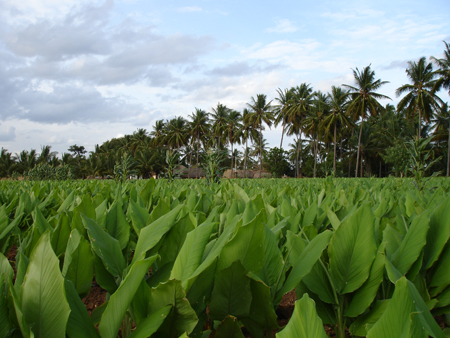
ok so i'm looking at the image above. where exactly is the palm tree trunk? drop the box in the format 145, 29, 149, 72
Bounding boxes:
196, 133, 200, 179
447, 124, 450, 177
333, 123, 337, 173
355, 120, 364, 178
280, 119, 285, 149
259, 123, 262, 178
418, 108, 422, 139
314, 135, 317, 178
299, 128, 303, 177
244, 137, 248, 178
230, 133, 234, 178
296, 136, 300, 177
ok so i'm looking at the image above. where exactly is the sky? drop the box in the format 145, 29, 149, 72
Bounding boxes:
0, 0, 449, 156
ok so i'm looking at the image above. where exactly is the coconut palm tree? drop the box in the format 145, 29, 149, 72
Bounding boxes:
189, 108, 210, 171
166, 116, 188, 152
344, 65, 390, 177
396, 57, 442, 139
225, 110, 243, 174
274, 88, 295, 149
322, 86, 352, 172
304, 92, 329, 177
431, 103, 450, 176
150, 120, 166, 147
210, 103, 230, 148
431, 41, 450, 96
287, 83, 314, 177
241, 108, 260, 178
246, 94, 274, 177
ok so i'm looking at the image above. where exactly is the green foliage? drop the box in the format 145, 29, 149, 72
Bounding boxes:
0, 178, 450, 337
264, 147, 293, 177
164, 149, 180, 181
203, 147, 226, 184
114, 152, 137, 182
407, 136, 442, 190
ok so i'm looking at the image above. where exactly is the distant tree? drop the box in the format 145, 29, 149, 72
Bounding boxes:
432, 41, 450, 96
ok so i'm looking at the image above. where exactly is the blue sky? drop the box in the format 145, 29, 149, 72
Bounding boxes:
0, 0, 449, 155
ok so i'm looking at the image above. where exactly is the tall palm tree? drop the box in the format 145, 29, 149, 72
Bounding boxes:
431, 41, 450, 96
225, 110, 243, 174
287, 83, 314, 177
431, 103, 450, 176
396, 57, 442, 139
188, 108, 210, 171
274, 88, 295, 149
323, 86, 352, 172
241, 108, 260, 178
166, 117, 188, 153
344, 65, 390, 177
210, 103, 230, 148
150, 120, 166, 147
304, 92, 329, 177
130, 128, 149, 156
246, 94, 274, 177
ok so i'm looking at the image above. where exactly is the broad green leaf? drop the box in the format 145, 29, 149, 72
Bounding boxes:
215, 316, 245, 338
329, 202, 376, 294
257, 225, 284, 293
98, 255, 157, 338
345, 242, 386, 317
349, 300, 390, 336
147, 279, 199, 338
430, 241, 450, 290
0, 274, 11, 338
275, 230, 332, 303
158, 212, 196, 267
321, 203, 341, 230
82, 214, 126, 278
50, 212, 71, 257
276, 294, 327, 338
209, 261, 252, 320
31, 207, 52, 234
9, 278, 33, 338
0, 207, 23, 240
0, 252, 13, 278
62, 229, 94, 297
366, 277, 445, 338
240, 277, 279, 337
217, 211, 265, 274
56, 190, 75, 213
74, 195, 96, 221
65, 280, 100, 338
423, 195, 450, 269
92, 254, 117, 294
128, 199, 150, 235
128, 305, 172, 338
170, 222, 215, 287
105, 201, 130, 250
21, 231, 70, 338
390, 211, 429, 275
132, 204, 183, 264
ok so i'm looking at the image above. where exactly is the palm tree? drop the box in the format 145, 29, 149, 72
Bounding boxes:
287, 83, 314, 177
431, 103, 450, 176
225, 110, 243, 174
344, 65, 390, 177
166, 116, 188, 152
241, 108, 260, 178
130, 128, 149, 156
323, 86, 352, 172
246, 94, 274, 177
304, 92, 329, 177
396, 57, 442, 139
189, 108, 210, 171
210, 103, 230, 148
274, 88, 295, 149
431, 41, 450, 96
150, 120, 166, 147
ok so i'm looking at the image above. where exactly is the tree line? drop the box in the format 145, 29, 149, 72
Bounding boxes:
1, 41, 449, 180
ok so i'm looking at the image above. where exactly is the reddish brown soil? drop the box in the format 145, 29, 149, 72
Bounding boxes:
82, 282, 107, 316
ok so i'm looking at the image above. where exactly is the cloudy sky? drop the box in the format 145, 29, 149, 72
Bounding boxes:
1, 0, 449, 156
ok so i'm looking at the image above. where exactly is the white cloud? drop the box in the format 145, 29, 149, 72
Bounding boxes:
266, 18, 299, 33
0, 126, 16, 141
